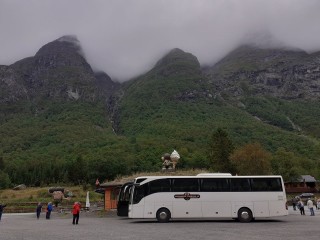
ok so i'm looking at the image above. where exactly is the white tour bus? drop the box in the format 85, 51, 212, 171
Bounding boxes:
128, 173, 288, 222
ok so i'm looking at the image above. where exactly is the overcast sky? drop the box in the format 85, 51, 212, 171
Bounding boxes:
1, 0, 320, 81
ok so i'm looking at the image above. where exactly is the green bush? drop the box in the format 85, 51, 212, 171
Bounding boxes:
0, 171, 11, 189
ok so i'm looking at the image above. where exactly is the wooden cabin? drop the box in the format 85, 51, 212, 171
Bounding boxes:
284, 175, 318, 193
95, 178, 133, 211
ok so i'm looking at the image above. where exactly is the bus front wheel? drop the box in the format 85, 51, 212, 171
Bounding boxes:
156, 208, 171, 223
237, 207, 253, 223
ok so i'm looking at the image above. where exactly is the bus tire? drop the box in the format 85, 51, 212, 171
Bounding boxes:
237, 207, 253, 223
156, 208, 171, 223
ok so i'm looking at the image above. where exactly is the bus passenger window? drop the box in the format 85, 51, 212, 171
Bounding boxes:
230, 178, 250, 191
172, 179, 199, 192
149, 179, 171, 194
251, 178, 283, 191
251, 178, 268, 191
269, 178, 282, 191
201, 178, 229, 192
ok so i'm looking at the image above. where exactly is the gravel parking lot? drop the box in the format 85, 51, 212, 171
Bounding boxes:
0, 208, 319, 240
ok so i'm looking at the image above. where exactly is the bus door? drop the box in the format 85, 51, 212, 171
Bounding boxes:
117, 182, 133, 217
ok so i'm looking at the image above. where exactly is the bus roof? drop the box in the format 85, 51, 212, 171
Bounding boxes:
196, 173, 232, 176
134, 175, 283, 180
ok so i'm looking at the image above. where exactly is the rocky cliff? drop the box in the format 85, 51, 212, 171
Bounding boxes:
204, 45, 320, 100
0, 35, 118, 103
2, 38, 320, 104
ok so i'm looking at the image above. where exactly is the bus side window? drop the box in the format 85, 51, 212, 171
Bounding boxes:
149, 179, 171, 194
230, 178, 250, 192
201, 178, 229, 192
269, 178, 283, 191
251, 178, 283, 191
251, 178, 268, 191
172, 178, 199, 192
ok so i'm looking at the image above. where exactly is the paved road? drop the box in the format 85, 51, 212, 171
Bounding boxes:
0, 208, 319, 240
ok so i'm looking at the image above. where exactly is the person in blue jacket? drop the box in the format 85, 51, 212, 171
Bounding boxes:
46, 202, 53, 219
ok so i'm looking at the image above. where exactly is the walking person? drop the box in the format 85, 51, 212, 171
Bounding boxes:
0, 203, 6, 222
307, 198, 315, 216
36, 202, 42, 219
297, 199, 305, 215
46, 202, 53, 219
72, 202, 81, 225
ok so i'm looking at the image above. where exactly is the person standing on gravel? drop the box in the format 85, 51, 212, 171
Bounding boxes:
46, 202, 53, 219
72, 202, 81, 225
36, 202, 42, 219
297, 199, 305, 215
0, 203, 6, 221
307, 198, 315, 216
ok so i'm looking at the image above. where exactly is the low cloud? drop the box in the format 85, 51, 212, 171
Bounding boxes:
1, 0, 320, 81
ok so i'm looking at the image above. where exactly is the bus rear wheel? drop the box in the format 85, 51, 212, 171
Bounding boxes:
237, 207, 253, 223
156, 208, 171, 223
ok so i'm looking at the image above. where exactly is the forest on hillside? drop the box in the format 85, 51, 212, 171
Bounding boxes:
1, 102, 319, 190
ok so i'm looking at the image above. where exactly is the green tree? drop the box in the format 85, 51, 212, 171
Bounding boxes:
0, 170, 11, 189
68, 156, 88, 185
271, 148, 300, 181
0, 156, 4, 170
230, 142, 272, 175
207, 128, 235, 173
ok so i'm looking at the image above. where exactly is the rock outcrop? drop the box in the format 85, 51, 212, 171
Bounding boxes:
1, 35, 117, 103
204, 45, 320, 100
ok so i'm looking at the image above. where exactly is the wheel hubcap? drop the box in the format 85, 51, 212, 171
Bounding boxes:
159, 211, 167, 220
241, 211, 249, 220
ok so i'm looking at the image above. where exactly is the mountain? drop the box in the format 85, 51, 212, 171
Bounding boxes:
202, 45, 320, 138
0, 36, 122, 187
0, 36, 320, 188
0, 35, 118, 103
110, 48, 210, 134
204, 45, 320, 99
0, 64, 27, 102
108, 45, 320, 179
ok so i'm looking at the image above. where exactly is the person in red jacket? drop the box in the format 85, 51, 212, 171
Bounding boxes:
72, 202, 81, 225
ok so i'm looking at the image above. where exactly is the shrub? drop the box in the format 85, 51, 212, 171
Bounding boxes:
0, 171, 11, 189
